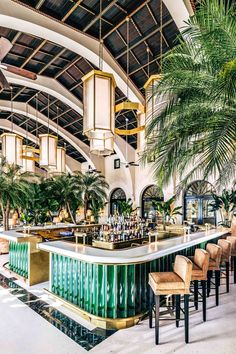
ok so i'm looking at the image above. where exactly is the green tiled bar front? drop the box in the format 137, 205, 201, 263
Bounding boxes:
50, 240, 213, 319
9, 241, 29, 278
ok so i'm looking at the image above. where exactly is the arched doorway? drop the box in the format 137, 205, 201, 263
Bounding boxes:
184, 180, 216, 225
141, 185, 164, 221
110, 188, 126, 215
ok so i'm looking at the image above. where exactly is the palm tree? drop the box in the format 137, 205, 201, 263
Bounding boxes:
74, 171, 109, 220
0, 160, 36, 230
47, 174, 82, 224
143, 0, 236, 190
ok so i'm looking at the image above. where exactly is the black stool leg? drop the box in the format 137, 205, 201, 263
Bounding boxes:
234, 256, 236, 284
172, 294, 175, 310
184, 294, 190, 344
226, 261, 230, 293
201, 280, 207, 322
155, 295, 160, 345
207, 270, 212, 297
149, 286, 153, 328
215, 270, 220, 306
175, 294, 180, 328
194, 280, 198, 310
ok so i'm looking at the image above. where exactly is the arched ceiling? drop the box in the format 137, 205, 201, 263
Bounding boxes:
0, 0, 191, 161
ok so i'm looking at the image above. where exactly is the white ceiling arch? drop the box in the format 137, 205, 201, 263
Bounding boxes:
0, 0, 143, 104
4, 71, 83, 116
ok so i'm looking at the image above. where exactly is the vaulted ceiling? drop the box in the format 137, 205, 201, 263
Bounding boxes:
0, 0, 185, 162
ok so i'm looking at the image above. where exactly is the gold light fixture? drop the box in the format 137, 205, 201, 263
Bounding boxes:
82, 0, 116, 155
39, 94, 57, 169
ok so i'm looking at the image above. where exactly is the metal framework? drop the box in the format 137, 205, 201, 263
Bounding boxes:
0, 0, 181, 159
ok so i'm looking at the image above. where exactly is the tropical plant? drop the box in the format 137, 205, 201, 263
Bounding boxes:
74, 171, 109, 219
0, 160, 36, 230
117, 198, 136, 216
20, 180, 59, 226
143, 0, 236, 190
210, 188, 236, 227
90, 198, 106, 223
46, 174, 82, 224
154, 196, 182, 231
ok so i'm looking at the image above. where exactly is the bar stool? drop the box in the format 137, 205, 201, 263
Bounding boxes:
189, 249, 209, 321
206, 243, 222, 306
149, 255, 192, 344
226, 236, 236, 283
217, 239, 231, 293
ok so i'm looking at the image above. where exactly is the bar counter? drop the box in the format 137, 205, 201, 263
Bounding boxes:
38, 228, 229, 329
0, 223, 99, 285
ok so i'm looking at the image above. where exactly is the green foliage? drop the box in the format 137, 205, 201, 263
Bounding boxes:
154, 196, 182, 231
0, 157, 109, 228
0, 159, 37, 230
117, 198, 136, 216
74, 171, 109, 219
210, 188, 236, 227
143, 0, 236, 189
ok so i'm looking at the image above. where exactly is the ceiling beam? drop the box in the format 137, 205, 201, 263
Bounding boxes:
115, 19, 173, 60
36, 0, 46, 10
103, 0, 151, 40
62, 0, 83, 22
83, 0, 118, 32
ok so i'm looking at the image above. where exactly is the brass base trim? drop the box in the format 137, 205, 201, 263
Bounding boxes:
44, 289, 146, 330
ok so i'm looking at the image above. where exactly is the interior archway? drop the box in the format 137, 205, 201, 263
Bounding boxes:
110, 188, 126, 216
184, 180, 216, 225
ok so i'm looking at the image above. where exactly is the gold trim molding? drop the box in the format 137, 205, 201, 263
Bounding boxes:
115, 101, 145, 114
115, 125, 145, 136
44, 289, 145, 330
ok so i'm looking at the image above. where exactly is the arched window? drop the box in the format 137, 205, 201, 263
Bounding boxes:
110, 188, 126, 215
184, 180, 216, 225
142, 185, 164, 220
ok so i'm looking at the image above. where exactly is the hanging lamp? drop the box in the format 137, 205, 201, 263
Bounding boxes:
22, 103, 35, 173
39, 93, 57, 169
82, 0, 116, 156
1, 87, 23, 166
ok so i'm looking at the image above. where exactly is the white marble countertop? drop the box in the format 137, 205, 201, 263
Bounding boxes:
0, 223, 77, 242
37, 229, 229, 264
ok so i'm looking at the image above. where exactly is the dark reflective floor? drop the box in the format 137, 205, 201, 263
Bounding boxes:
0, 274, 115, 351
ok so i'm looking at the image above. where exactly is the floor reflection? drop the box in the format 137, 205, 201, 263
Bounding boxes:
0, 274, 115, 351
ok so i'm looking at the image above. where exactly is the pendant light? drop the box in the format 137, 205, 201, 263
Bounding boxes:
82, 0, 116, 156
54, 106, 66, 174
1, 86, 23, 166
39, 93, 57, 169
22, 102, 35, 173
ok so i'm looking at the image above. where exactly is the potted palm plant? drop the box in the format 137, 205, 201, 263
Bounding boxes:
154, 196, 182, 231
210, 189, 236, 228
